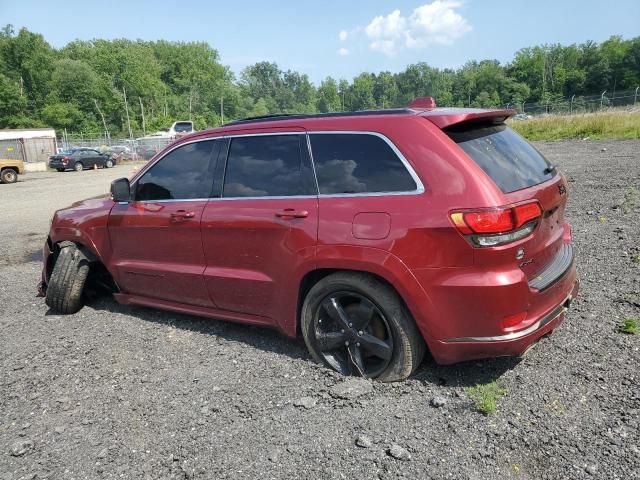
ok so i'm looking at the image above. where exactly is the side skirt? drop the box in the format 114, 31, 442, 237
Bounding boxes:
112, 293, 278, 330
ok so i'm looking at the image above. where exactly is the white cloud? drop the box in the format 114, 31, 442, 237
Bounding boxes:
345, 1, 471, 56
337, 47, 350, 56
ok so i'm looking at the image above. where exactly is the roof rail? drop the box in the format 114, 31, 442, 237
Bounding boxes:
224, 108, 416, 126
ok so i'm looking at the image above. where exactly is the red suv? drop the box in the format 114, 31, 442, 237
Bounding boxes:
39, 101, 579, 381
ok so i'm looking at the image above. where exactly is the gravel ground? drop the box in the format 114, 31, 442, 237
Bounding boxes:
1, 141, 639, 480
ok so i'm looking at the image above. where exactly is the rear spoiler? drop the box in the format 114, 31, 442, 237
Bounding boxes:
420, 108, 516, 130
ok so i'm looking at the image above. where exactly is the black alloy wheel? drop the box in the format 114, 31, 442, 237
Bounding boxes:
313, 291, 394, 378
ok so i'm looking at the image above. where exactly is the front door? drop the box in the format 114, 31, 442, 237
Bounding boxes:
108, 139, 221, 307
201, 133, 318, 327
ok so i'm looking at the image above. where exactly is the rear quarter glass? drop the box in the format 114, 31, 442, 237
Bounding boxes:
446, 124, 555, 193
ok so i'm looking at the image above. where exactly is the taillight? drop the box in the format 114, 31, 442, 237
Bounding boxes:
450, 201, 542, 247
62, 156, 70, 163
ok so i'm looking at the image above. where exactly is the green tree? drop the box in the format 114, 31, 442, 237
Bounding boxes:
316, 77, 341, 112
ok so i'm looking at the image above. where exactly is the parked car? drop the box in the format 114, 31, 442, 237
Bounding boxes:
38, 99, 579, 381
0, 158, 24, 184
104, 145, 131, 155
49, 148, 115, 172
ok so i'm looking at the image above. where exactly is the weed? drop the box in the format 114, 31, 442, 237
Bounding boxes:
544, 399, 566, 414
619, 318, 639, 335
465, 381, 507, 415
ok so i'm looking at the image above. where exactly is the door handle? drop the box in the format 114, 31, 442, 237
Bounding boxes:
275, 208, 309, 219
170, 210, 196, 222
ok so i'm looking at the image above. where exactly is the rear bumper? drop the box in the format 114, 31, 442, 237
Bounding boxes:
426, 265, 579, 364
49, 161, 67, 169
411, 236, 579, 364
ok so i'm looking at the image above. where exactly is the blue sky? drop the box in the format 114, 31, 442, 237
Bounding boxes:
2, 0, 639, 83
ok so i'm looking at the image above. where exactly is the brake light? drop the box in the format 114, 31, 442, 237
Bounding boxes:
450, 201, 542, 247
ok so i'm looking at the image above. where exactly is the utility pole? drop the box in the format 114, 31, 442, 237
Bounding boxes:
541, 52, 546, 101
220, 96, 224, 125
138, 97, 146, 136
19, 76, 23, 97
93, 99, 110, 140
189, 87, 193, 120
164, 89, 168, 117
122, 87, 133, 140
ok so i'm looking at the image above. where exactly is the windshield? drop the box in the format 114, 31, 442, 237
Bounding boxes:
174, 122, 193, 133
446, 124, 555, 193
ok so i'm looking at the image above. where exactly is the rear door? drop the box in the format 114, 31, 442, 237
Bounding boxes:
201, 132, 318, 326
88, 149, 105, 167
445, 123, 567, 281
108, 139, 221, 306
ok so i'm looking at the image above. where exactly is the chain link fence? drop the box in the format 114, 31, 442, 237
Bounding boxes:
0, 140, 25, 161
506, 88, 640, 116
58, 133, 174, 161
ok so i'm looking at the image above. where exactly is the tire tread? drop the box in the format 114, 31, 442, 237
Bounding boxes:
45, 245, 89, 314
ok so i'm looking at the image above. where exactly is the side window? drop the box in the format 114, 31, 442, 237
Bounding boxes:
135, 140, 217, 201
223, 134, 311, 198
309, 133, 417, 194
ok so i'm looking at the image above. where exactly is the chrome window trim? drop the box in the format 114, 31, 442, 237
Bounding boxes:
307, 131, 425, 198
305, 133, 321, 195
129, 130, 426, 203
126, 198, 211, 205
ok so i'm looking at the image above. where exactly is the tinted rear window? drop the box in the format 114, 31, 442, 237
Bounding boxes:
309, 133, 417, 194
447, 124, 554, 193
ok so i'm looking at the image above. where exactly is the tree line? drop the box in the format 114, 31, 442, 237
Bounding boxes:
1, 24, 638, 135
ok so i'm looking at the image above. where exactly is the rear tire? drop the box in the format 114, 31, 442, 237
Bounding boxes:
105, 159, 114, 168
301, 272, 426, 382
0, 168, 18, 184
74, 162, 83, 172
45, 244, 90, 314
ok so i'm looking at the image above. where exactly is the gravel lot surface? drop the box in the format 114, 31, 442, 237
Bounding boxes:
1, 141, 639, 480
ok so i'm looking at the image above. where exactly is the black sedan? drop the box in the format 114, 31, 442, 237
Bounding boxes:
49, 148, 115, 172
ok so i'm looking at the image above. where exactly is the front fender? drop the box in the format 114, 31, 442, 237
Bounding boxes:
43, 195, 115, 285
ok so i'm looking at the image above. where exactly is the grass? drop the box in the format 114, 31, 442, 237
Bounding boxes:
465, 381, 507, 415
619, 318, 639, 335
509, 109, 640, 141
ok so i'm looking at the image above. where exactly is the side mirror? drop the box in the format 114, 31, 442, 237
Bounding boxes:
110, 177, 131, 202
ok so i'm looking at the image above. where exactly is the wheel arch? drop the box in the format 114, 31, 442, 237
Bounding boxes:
46, 238, 119, 294
295, 245, 437, 347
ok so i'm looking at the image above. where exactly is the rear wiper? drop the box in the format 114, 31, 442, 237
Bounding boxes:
543, 164, 556, 175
